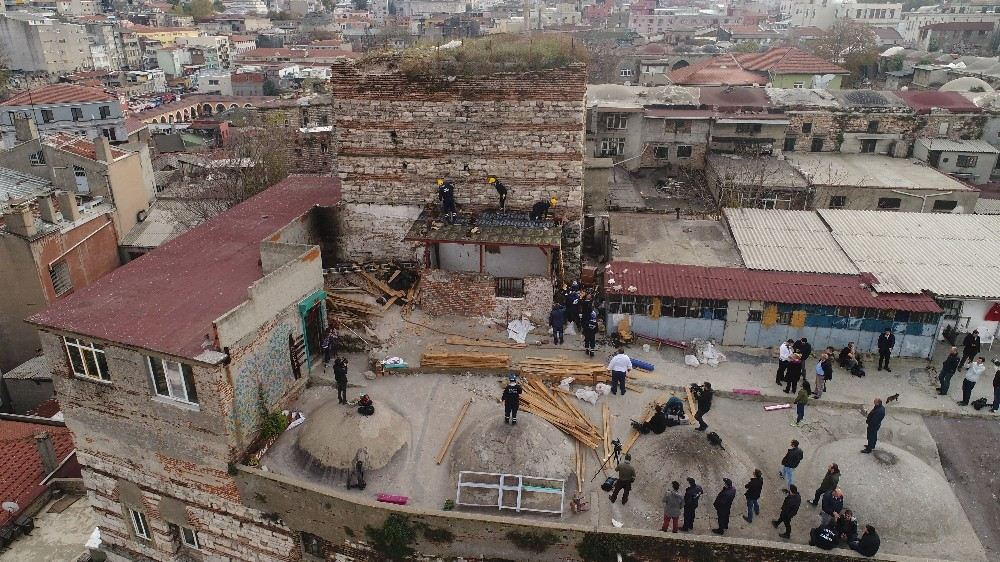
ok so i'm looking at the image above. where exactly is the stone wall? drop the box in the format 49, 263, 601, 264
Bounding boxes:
333, 203, 423, 263
419, 269, 552, 321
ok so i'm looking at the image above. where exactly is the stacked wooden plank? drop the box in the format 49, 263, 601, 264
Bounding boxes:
421, 352, 510, 369
517, 378, 602, 449
516, 357, 645, 392
446, 336, 526, 349
326, 293, 381, 326
622, 393, 671, 455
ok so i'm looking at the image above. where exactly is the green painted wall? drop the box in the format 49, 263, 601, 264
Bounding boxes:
770, 74, 845, 90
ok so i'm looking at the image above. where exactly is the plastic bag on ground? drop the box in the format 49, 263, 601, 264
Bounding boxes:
594, 383, 611, 395
575, 388, 599, 405
507, 318, 535, 344
559, 377, 575, 390
684, 354, 700, 367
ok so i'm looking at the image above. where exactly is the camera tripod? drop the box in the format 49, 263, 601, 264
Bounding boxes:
590, 438, 622, 481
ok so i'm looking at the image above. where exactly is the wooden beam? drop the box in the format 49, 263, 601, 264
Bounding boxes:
436, 398, 472, 464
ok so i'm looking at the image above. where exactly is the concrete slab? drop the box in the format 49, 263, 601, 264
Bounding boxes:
0, 495, 94, 562
610, 214, 743, 267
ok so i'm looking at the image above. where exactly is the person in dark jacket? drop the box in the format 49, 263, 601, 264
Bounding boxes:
679, 477, 703, 532
960, 330, 981, 368
784, 353, 804, 394
583, 310, 598, 357
991, 359, 1000, 413
809, 463, 840, 505
487, 176, 507, 211
772, 485, 801, 539
530, 197, 557, 221
712, 478, 737, 534
835, 509, 859, 545
694, 382, 713, 431
819, 488, 844, 526
743, 469, 763, 523
779, 440, 804, 488
861, 398, 885, 453
838, 342, 856, 368
548, 303, 566, 345
809, 521, 838, 550
333, 356, 349, 404
321, 327, 337, 368
563, 285, 580, 333
794, 338, 813, 363
877, 328, 895, 372
609, 454, 636, 504
501, 374, 522, 425
938, 347, 961, 395
437, 179, 457, 224
849, 525, 881, 557
633, 404, 668, 434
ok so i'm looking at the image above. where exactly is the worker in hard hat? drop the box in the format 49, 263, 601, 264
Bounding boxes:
530, 197, 557, 221
437, 178, 456, 224
488, 176, 508, 212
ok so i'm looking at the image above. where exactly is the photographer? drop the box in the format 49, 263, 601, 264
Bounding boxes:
608, 453, 636, 504
692, 382, 713, 431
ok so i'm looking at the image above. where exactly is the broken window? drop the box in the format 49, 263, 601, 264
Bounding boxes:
180, 526, 200, 549
128, 507, 150, 540
783, 137, 797, 152
748, 309, 763, 322
866, 120, 879, 133
605, 113, 628, 130
653, 146, 669, 159
736, 123, 762, 134
71, 107, 84, 121
495, 277, 525, 299
676, 145, 693, 158
599, 137, 625, 157
50, 261, 73, 296
828, 195, 847, 208
877, 197, 901, 210
147, 356, 199, 405
860, 139, 877, 153
64, 337, 110, 381
810, 137, 824, 152
301, 532, 329, 557
801, 122, 813, 134
29, 150, 46, 166
956, 155, 978, 168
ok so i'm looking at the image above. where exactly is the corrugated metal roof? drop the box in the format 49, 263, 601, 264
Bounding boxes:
603, 261, 941, 312
916, 138, 999, 153
975, 198, 1000, 214
404, 209, 562, 247
724, 208, 859, 274
0, 168, 53, 213
819, 209, 1000, 298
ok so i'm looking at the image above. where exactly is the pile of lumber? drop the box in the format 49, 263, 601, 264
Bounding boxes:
517, 378, 602, 449
421, 351, 510, 369
516, 357, 644, 392
326, 293, 381, 326
446, 336, 526, 349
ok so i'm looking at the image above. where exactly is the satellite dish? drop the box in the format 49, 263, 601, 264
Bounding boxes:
2, 502, 20, 513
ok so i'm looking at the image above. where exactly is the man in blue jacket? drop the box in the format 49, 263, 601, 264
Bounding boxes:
861, 397, 885, 454
548, 303, 566, 345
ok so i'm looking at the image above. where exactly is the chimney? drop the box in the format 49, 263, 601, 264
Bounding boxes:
57, 191, 81, 222
38, 193, 59, 224
34, 432, 59, 476
94, 135, 113, 163
3, 204, 37, 238
13, 115, 40, 143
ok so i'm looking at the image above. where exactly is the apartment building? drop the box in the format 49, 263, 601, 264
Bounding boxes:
0, 12, 92, 73
0, 85, 126, 149
176, 35, 232, 70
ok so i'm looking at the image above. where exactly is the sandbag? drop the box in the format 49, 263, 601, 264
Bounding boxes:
684, 354, 700, 367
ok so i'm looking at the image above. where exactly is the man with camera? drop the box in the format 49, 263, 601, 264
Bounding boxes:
692, 382, 713, 431
608, 453, 636, 504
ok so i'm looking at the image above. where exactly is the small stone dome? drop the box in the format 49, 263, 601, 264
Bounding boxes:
295, 399, 409, 473
940, 77, 994, 93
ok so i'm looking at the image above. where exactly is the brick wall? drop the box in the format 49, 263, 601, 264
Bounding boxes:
420, 269, 553, 321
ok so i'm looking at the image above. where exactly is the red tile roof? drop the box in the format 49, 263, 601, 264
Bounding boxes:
44, 133, 130, 161
896, 90, 982, 114
604, 262, 942, 312
1, 84, 116, 107
735, 47, 849, 75
669, 55, 768, 86
29, 176, 342, 360
0, 421, 74, 528
232, 72, 265, 83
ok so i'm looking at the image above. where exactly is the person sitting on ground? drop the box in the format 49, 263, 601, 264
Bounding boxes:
845, 353, 865, 377
835, 509, 859, 546
665, 396, 685, 418
633, 404, 668, 434
849, 525, 881, 557
838, 343, 856, 368
357, 394, 374, 416
809, 520, 838, 550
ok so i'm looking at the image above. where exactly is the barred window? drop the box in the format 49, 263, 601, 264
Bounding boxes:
495, 277, 525, 299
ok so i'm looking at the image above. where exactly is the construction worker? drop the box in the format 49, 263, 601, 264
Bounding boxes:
583, 309, 598, 357
488, 176, 507, 211
501, 374, 522, 425
530, 197, 557, 221
437, 179, 457, 224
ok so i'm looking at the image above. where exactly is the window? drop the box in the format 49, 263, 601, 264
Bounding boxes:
932, 199, 957, 212
783, 137, 797, 151
736, 123, 762, 134
320, 142, 328, 153
495, 278, 524, 298
99, 105, 111, 119
128, 507, 150, 540
619, 68, 634, 77
605, 113, 628, 130
860, 139, 877, 153
666, 120, 691, 133
41, 109, 54, 123
793, 81, 805, 89
748, 309, 763, 322
938, 122, 949, 136
828, 195, 847, 208
877, 197, 901, 210
956, 155, 978, 168
64, 337, 110, 381
180, 526, 200, 549
801, 122, 813, 134
676, 145, 692, 158
147, 357, 199, 404
866, 120, 879, 133
71, 107, 84, 121
102, 128, 118, 141
599, 137, 625, 157
50, 261, 73, 296
29, 150, 46, 166
810, 137, 824, 152
653, 146, 669, 159
301, 532, 330, 557
209, 79, 220, 85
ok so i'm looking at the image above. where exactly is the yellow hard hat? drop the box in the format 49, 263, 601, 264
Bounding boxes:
550, 197, 558, 206
436, 178, 444, 185
487, 176, 496, 183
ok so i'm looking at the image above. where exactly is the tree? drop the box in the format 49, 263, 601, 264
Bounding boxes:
189, 0, 215, 18
811, 20, 878, 87
262, 78, 280, 95
213, 0, 225, 11
732, 40, 761, 53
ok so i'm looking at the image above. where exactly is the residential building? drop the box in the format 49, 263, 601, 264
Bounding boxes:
231, 72, 266, 96
227, 34, 258, 54
155, 47, 191, 77
706, 153, 810, 209
900, 10, 1000, 44
116, 31, 142, 70
124, 24, 199, 47
27, 175, 341, 562
176, 35, 232, 70
783, 0, 902, 29
735, 48, 851, 90
199, 14, 271, 34
0, 85, 125, 150
0, 12, 92, 73
913, 138, 999, 185
105, 69, 168, 96
90, 45, 111, 70
82, 20, 124, 71
196, 71, 233, 95
917, 21, 998, 54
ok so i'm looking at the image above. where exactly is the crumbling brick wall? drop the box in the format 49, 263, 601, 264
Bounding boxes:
420, 269, 552, 321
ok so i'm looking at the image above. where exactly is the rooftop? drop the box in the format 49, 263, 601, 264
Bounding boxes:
698, 85, 772, 110
1, 84, 116, 107
832, 89, 908, 109
765, 87, 842, 109
785, 153, 976, 191
735, 47, 849, 76
724, 208, 859, 275
0, 168, 53, 214
896, 90, 982, 113
28, 175, 341, 361
604, 261, 940, 312
1, 355, 52, 381
0, 419, 74, 528
916, 138, 999, 153
44, 133, 130, 161
707, 154, 808, 188
403, 208, 562, 247
586, 84, 700, 109
668, 55, 768, 87
921, 21, 995, 31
